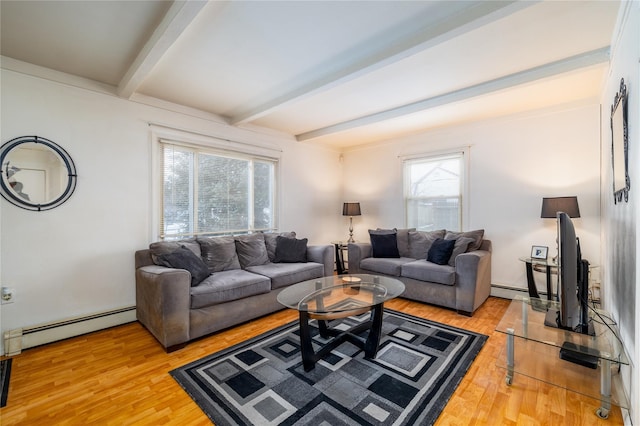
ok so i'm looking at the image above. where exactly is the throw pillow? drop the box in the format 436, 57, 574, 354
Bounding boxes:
407, 230, 446, 259
234, 234, 270, 268
157, 246, 210, 286
369, 231, 400, 258
274, 236, 308, 263
149, 238, 201, 266
444, 229, 485, 251
374, 228, 416, 257
263, 232, 297, 262
427, 238, 456, 265
446, 236, 475, 266
198, 236, 241, 272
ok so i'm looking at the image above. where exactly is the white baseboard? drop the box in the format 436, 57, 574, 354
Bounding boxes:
3, 306, 136, 356
490, 284, 530, 300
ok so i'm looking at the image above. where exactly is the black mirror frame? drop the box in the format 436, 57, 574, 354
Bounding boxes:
0, 136, 77, 211
611, 78, 630, 204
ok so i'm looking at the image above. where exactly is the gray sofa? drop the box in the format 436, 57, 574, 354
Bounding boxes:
135, 232, 333, 351
348, 229, 492, 316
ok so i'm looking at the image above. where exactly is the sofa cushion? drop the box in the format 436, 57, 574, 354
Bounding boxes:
246, 262, 324, 289
360, 257, 414, 276
369, 231, 400, 258
427, 238, 455, 265
156, 246, 210, 286
198, 236, 241, 272
446, 236, 475, 266
190, 269, 271, 309
445, 229, 485, 251
274, 236, 308, 263
407, 230, 446, 259
235, 234, 270, 268
263, 232, 296, 262
401, 260, 456, 286
149, 238, 201, 266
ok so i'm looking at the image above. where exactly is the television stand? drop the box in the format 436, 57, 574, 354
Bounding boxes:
496, 296, 628, 419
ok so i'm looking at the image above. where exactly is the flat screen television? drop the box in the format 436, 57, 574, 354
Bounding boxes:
544, 212, 592, 335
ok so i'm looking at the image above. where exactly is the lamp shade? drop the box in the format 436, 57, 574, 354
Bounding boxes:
342, 202, 361, 216
540, 196, 580, 218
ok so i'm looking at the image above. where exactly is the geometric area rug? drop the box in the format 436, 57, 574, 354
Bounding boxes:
171, 309, 488, 425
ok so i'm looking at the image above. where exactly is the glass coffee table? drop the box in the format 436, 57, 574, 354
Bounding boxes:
277, 274, 405, 371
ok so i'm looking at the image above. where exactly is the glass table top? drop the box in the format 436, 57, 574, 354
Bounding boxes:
277, 274, 405, 314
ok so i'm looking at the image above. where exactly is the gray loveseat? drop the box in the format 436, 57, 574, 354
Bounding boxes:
348, 229, 491, 316
135, 232, 333, 351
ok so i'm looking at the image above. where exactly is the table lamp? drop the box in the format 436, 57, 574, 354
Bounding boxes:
541, 196, 580, 263
342, 202, 361, 243
540, 196, 580, 218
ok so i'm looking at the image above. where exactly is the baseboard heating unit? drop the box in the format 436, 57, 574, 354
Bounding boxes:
3, 306, 136, 356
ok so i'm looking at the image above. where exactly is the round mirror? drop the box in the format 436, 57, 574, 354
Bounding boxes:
0, 136, 77, 211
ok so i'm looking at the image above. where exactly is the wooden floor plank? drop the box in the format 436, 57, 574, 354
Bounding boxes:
0, 297, 624, 425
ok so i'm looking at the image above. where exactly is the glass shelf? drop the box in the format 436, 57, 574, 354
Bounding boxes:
495, 295, 629, 418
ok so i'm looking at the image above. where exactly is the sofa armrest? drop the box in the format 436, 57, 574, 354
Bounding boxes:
135, 265, 191, 351
454, 249, 492, 315
347, 243, 372, 274
306, 245, 334, 276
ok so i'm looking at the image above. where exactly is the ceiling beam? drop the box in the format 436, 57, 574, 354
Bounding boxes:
230, 0, 538, 126
117, 1, 209, 99
296, 46, 611, 142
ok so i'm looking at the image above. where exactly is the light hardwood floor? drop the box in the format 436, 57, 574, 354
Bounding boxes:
0, 297, 624, 425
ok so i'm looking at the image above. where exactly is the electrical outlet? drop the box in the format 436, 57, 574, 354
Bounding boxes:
1, 287, 15, 304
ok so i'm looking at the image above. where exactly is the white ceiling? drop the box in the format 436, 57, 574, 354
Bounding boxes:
0, 1, 621, 149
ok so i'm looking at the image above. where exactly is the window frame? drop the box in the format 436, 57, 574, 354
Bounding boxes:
402, 147, 469, 232
150, 125, 281, 241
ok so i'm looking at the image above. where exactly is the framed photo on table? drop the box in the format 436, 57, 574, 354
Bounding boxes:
531, 245, 548, 260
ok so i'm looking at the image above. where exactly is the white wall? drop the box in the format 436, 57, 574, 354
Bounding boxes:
600, 1, 639, 424
0, 69, 342, 354
341, 103, 602, 293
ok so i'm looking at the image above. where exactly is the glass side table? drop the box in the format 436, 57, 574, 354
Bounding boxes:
331, 241, 350, 274
495, 295, 629, 419
518, 256, 557, 300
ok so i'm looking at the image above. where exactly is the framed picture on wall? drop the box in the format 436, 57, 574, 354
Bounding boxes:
531, 245, 548, 260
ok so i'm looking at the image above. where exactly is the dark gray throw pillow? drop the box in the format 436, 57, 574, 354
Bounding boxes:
263, 232, 297, 262
274, 236, 308, 263
369, 231, 400, 258
427, 238, 456, 265
235, 234, 270, 268
198, 236, 241, 272
157, 246, 210, 286
446, 236, 475, 266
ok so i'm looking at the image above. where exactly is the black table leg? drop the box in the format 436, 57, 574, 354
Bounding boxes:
525, 262, 540, 299
545, 265, 553, 300
298, 309, 316, 372
335, 244, 345, 274
364, 304, 384, 358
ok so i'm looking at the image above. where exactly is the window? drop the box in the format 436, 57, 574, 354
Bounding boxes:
160, 142, 277, 239
404, 151, 466, 231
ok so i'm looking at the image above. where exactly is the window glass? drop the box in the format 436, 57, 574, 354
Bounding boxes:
404, 152, 464, 231
161, 143, 277, 239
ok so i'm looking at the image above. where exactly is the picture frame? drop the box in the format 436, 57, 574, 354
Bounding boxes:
531, 245, 548, 260
611, 78, 630, 204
